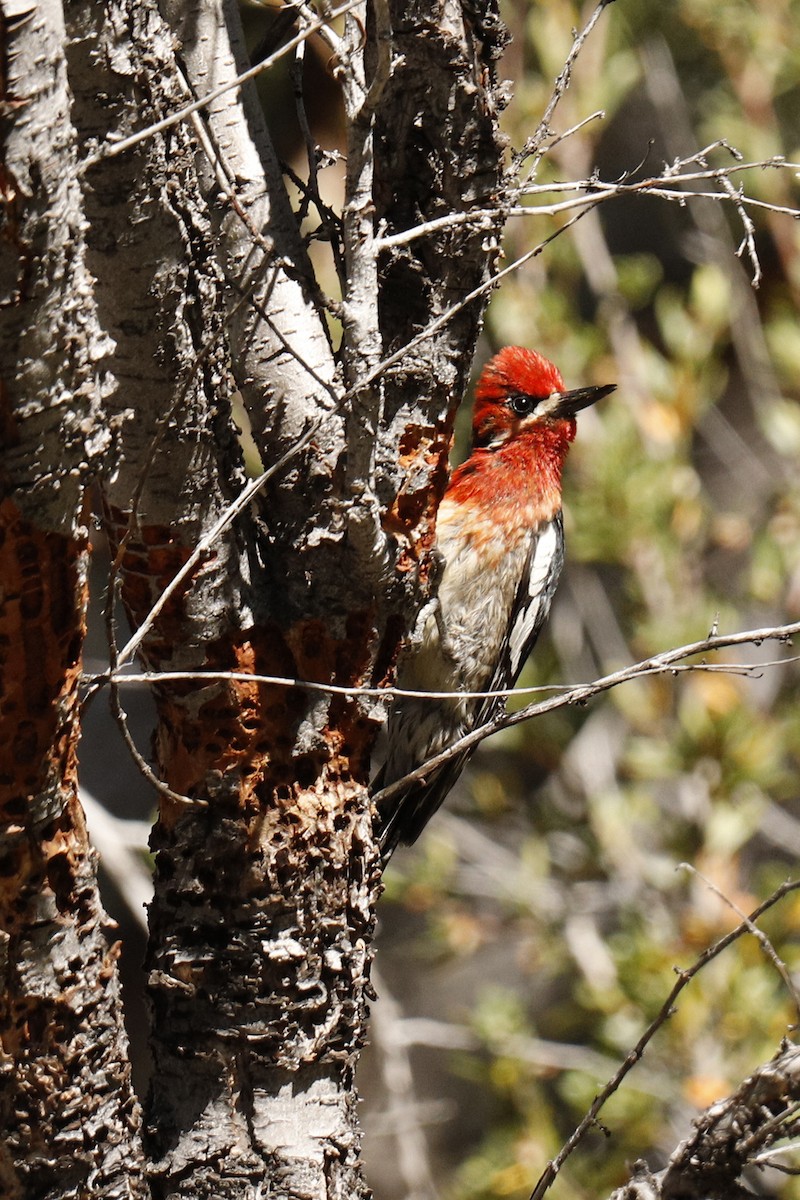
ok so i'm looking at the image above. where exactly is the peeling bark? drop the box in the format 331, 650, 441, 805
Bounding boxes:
0, 507, 144, 1200
3, 0, 508, 1193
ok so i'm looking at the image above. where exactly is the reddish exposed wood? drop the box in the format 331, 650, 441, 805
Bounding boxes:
0, 499, 86, 819
0, 497, 145, 1198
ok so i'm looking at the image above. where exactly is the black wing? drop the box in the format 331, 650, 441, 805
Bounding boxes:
476, 511, 564, 727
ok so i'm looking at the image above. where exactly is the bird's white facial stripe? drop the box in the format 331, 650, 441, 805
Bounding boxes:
533, 391, 564, 418
507, 522, 560, 674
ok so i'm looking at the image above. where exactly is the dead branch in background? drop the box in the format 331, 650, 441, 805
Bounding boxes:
531, 880, 800, 1200
605, 1043, 800, 1200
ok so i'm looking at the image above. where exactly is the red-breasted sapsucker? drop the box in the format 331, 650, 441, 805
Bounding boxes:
376, 346, 614, 854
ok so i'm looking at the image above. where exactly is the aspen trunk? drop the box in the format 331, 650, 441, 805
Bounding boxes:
0, 1, 145, 1194
2, 0, 507, 1194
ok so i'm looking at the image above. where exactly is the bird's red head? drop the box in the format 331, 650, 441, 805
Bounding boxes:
471, 346, 613, 451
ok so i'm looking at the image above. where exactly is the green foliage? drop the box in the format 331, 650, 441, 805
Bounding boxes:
378, 0, 800, 1195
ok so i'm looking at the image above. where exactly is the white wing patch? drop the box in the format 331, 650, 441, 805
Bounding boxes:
507, 520, 561, 676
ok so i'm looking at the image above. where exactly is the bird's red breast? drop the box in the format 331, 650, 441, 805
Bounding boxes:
445, 344, 578, 540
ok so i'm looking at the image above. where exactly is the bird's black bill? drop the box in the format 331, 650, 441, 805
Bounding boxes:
552, 383, 616, 418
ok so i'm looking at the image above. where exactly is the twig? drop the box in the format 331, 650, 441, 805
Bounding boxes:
91, 621, 797, 810
679, 863, 800, 1019
516, 0, 617, 176
289, 37, 345, 283
372, 620, 800, 810
86, 647, 800, 704
717, 172, 762, 285
80, 0, 361, 171
376, 156, 800, 252
291, 0, 343, 59
359, 197, 604, 398
112, 425, 322, 673
529, 880, 800, 1200
108, 681, 203, 808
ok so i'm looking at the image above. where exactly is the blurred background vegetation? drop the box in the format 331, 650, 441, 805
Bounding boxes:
366, 1, 800, 1195
85, 1, 800, 1197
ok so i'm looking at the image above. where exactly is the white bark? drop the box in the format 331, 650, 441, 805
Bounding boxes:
159, 0, 339, 450
0, 0, 112, 531
0, 3, 145, 1194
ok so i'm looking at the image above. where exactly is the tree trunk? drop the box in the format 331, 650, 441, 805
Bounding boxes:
3, 0, 508, 1193
0, 1, 145, 1194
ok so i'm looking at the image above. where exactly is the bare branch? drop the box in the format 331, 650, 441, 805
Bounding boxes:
515, 0, 617, 176
377, 155, 800, 254
110, 429, 321, 673
88, 646, 800, 704
89, 618, 798, 820
717, 172, 762, 285
80, 0, 360, 171
107, 679, 202, 807
372, 620, 800, 809
530, 880, 800, 1200
680, 864, 800, 1019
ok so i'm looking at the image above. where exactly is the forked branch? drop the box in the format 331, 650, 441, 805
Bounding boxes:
530, 880, 800, 1200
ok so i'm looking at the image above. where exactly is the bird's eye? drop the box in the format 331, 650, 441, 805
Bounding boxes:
508, 393, 538, 416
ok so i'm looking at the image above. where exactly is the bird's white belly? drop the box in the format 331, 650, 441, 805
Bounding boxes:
405, 518, 530, 696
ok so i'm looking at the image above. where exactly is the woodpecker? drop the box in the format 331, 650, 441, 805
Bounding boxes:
375, 346, 614, 855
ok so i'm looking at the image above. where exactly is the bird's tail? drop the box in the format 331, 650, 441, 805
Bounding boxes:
373, 753, 471, 860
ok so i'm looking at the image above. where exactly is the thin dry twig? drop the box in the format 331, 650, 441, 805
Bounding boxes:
89, 648, 800, 704
371, 620, 800, 810
679, 863, 800, 1019
80, 0, 361, 171
88, 621, 798, 810
515, 0, 617, 176
111, 429, 319, 673
529, 880, 800, 1200
108, 681, 202, 808
377, 155, 800, 255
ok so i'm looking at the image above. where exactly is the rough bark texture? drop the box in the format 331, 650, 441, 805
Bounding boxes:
115, 2, 507, 1196
67, 0, 240, 534
0, 511, 144, 1200
159, 0, 342, 577
3, 0, 508, 1193
372, 0, 509, 620
0, 1, 145, 1194
65, 2, 372, 1195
